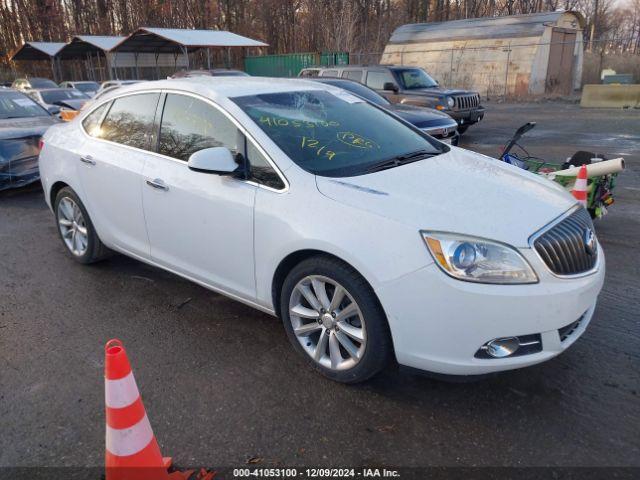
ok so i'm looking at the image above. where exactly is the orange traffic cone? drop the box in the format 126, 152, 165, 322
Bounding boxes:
105, 339, 173, 480
571, 164, 588, 207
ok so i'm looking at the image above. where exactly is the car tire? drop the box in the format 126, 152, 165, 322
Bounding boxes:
280, 256, 393, 383
457, 124, 469, 134
54, 187, 111, 264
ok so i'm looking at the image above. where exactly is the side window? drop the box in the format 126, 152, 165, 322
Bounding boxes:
321, 70, 339, 77
246, 141, 285, 190
158, 93, 239, 161
82, 103, 110, 136
99, 93, 160, 149
366, 71, 396, 90
342, 70, 363, 81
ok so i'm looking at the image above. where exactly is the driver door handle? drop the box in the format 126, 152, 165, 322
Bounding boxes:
79, 155, 96, 165
146, 178, 169, 191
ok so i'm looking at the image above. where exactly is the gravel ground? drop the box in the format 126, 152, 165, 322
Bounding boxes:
0, 102, 638, 470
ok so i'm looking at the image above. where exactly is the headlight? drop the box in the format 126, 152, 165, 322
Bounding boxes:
446, 96, 455, 108
421, 232, 538, 284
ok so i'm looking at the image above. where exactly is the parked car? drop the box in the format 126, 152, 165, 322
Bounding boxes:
11, 77, 58, 91
300, 65, 485, 133
26, 88, 90, 113
40, 78, 604, 383
310, 77, 458, 145
170, 69, 249, 78
96, 80, 143, 96
0, 89, 57, 190
60, 81, 100, 97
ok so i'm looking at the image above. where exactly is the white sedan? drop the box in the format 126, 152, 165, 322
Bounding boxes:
39, 78, 604, 383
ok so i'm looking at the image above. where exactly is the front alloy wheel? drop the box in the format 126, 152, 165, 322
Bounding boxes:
289, 275, 366, 371
281, 256, 393, 383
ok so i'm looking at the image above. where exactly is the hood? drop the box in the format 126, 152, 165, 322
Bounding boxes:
389, 104, 456, 129
0, 116, 57, 139
315, 147, 575, 247
54, 99, 87, 110
404, 87, 476, 97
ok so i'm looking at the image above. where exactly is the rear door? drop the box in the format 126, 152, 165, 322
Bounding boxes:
141, 92, 257, 298
76, 92, 160, 258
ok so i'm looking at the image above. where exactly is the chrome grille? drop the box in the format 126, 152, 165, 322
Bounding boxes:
533, 208, 598, 276
453, 94, 479, 110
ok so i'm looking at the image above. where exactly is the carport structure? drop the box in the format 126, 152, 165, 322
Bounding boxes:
57, 35, 124, 81
111, 27, 268, 75
10, 42, 67, 81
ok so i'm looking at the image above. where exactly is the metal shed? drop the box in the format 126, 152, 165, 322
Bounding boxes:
112, 27, 268, 73
10, 42, 67, 81
57, 36, 124, 81
382, 10, 585, 96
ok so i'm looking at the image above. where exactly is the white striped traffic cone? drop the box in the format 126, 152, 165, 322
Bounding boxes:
571, 164, 588, 207
104, 339, 173, 480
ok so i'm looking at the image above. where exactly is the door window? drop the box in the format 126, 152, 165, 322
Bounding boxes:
342, 70, 363, 82
321, 70, 339, 77
82, 103, 110, 136
99, 93, 160, 149
365, 71, 396, 90
246, 142, 285, 190
158, 94, 239, 162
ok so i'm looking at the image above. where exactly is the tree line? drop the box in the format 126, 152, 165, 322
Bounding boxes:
1, 0, 639, 60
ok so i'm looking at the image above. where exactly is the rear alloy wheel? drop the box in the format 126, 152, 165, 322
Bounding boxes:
57, 196, 88, 257
54, 187, 110, 264
281, 256, 393, 383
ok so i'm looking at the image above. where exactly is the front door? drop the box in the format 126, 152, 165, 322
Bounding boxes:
141, 93, 256, 299
76, 92, 160, 258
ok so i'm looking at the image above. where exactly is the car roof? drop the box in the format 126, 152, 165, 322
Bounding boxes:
107, 77, 330, 101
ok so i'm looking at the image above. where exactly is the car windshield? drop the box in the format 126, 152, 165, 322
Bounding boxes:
395, 68, 439, 89
317, 80, 389, 107
0, 91, 49, 118
232, 90, 444, 177
74, 82, 99, 93
29, 78, 58, 89
40, 89, 89, 104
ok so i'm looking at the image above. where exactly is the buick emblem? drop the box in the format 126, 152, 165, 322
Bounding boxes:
583, 228, 596, 255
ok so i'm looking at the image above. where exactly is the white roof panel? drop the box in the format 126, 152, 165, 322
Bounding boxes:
138, 27, 268, 48
75, 35, 125, 51
26, 42, 67, 57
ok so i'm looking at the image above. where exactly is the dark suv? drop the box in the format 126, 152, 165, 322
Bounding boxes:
300, 65, 485, 133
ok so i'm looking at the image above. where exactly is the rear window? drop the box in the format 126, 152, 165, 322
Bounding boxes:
40, 89, 89, 104
29, 78, 58, 89
98, 93, 160, 150
342, 70, 363, 81
0, 91, 49, 118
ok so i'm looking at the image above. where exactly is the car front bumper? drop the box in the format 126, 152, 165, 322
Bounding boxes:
375, 245, 605, 376
447, 106, 486, 125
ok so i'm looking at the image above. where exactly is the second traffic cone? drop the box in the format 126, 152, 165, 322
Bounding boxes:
571, 164, 588, 207
105, 339, 172, 480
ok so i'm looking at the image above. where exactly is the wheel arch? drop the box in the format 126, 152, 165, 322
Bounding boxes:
271, 249, 382, 319
49, 181, 70, 209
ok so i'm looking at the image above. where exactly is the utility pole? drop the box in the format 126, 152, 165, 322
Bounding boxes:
589, 0, 599, 52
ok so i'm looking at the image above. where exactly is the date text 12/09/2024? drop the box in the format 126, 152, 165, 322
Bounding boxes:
233, 468, 400, 478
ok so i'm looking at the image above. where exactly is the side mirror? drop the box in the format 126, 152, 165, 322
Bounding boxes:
46, 105, 61, 115
188, 147, 239, 175
383, 82, 398, 93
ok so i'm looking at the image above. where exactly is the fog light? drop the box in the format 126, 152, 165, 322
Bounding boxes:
486, 337, 520, 358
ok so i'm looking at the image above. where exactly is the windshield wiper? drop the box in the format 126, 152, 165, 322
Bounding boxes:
365, 149, 435, 173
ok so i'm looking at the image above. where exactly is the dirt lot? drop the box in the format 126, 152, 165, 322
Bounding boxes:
1, 102, 639, 471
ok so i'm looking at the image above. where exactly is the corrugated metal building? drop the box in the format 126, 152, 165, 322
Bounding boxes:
381, 11, 585, 96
